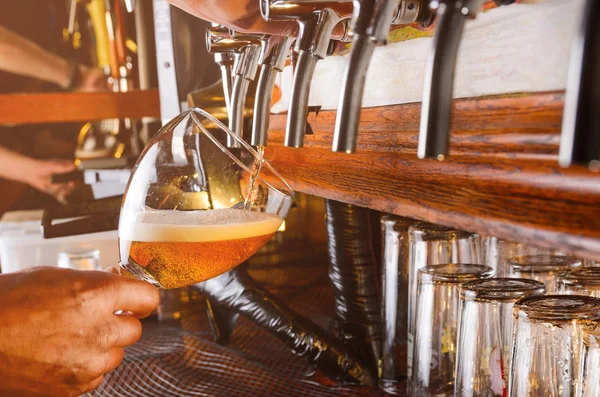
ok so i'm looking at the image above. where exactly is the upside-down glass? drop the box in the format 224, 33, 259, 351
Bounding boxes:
454, 278, 546, 397
410, 264, 494, 397
483, 237, 561, 277
118, 108, 293, 288
508, 255, 582, 293
380, 215, 414, 394
509, 295, 600, 397
556, 268, 600, 297
407, 224, 481, 379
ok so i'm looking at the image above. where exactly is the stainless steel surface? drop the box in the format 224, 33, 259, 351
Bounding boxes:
417, 0, 485, 160
153, 0, 182, 124
214, 52, 235, 113
332, 33, 374, 153
285, 50, 319, 148
252, 35, 294, 147
207, 27, 264, 147
262, 0, 352, 148
559, 0, 600, 168
334, 0, 426, 153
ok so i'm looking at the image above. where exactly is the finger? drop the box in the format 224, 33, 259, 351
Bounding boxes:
109, 274, 160, 315
111, 313, 143, 347
81, 376, 105, 395
104, 347, 125, 373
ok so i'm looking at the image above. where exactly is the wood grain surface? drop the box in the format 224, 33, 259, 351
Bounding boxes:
0, 90, 160, 125
264, 91, 600, 261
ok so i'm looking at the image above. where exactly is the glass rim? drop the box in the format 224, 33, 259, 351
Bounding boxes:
159, 107, 294, 203
515, 295, 600, 322
461, 278, 546, 302
418, 264, 494, 284
408, 222, 476, 241
556, 268, 600, 287
58, 247, 100, 260
508, 254, 582, 274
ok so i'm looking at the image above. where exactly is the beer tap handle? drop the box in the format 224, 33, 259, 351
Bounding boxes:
417, 0, 484, 160
229, 42, 262, 147
214, 52, 235, 114
262, 1, 352, 148
334, 0, 428, 153
559, 0, 600, 168
252, 36, 295, 147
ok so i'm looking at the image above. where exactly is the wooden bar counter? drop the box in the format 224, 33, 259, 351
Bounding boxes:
264, 91, 600, 261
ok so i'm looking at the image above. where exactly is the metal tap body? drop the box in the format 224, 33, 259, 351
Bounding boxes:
251, 35, 295, 147
261, 0, 353, 148
206, 28, 264, 147
333, 0, 424, 154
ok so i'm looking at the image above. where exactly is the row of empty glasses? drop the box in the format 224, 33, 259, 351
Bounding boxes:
380, 216, 600, 396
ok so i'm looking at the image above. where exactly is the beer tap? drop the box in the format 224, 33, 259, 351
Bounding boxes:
261, 0, 353, 148
251, 35, 295, 147
558, 0, 600, 168
206, 29, 264, 147
417, 0, 486, 160
333, 0, 427, 154
207, 26, 236, 115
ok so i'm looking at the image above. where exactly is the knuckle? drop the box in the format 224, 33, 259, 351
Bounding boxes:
95, 322, 120, 350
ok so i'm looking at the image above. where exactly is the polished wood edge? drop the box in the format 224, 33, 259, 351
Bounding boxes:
0, 90, 161, 125
266, 91, 600, 261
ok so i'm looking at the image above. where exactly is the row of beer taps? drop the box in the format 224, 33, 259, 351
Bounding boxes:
206, 0, 599, 168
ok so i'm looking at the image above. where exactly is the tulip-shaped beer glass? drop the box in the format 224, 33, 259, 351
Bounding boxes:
118, 108, 294, 288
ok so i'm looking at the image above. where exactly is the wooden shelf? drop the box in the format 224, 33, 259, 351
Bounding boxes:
264, 91, 600, 261
0, 90, 160, 125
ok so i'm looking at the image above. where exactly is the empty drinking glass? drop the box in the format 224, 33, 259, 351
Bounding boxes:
407, 224, 481, 379
380, 215, 414, 395
483, 237, 560, 277
58, 247, 101, 271
454, 278, 546, 397
555, 268, 600, 297
509, 295, 600, 397
507, 255, 582, 293
410, 264, 494, 397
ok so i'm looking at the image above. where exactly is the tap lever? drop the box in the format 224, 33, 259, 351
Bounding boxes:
333, 0, 426, 154
251, 35, 294, 147
417, 0, 485, 160
262, 0, 353, 148
559, 0, 600, 168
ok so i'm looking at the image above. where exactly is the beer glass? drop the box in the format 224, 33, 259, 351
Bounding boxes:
410, 264, 493, 397
454, 278, 546, 397
407, 223, 481, 379
507, 255, 582, 293
118, 108, 294, 288
556, 268, 600, 297
380, 215, 414, 395
509, 295, 600, 397
483, 236, 560, 276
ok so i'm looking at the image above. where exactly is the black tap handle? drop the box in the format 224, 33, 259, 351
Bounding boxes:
559, 0, 600, 167
418, 1, 467, 160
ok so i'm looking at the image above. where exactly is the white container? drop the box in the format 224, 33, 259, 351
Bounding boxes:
0, 212, 119, 274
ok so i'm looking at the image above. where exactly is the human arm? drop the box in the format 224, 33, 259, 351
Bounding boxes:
0, 267, 159, 397
0, 25, 107, 92
0, 145, 76, 201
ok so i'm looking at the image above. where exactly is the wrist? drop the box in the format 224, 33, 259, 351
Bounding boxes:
61, 61, 81, 91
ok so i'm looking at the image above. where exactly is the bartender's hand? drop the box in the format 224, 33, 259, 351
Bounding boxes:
71, 65, 109, 92
166, 0, 347, 38
17, 158, 77, 203
0, 267, 159, 397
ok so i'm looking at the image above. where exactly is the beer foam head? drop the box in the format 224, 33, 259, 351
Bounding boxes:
120, 208, 282, 243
